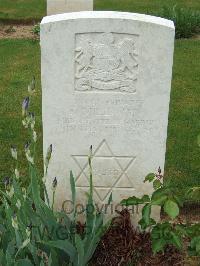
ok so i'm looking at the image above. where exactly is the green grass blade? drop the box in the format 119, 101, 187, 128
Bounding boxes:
41, 240, 77, 264
75, 234, 84, 266
70, 171, 76, 205
30, 164, 41, 208
70, 171, 76, 222
107, 193, 112, 205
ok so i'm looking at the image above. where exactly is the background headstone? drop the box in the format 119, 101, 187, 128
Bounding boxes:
41, 12, 175, 221
47, 0, 93, 15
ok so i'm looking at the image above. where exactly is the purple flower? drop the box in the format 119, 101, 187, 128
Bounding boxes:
28, 112, 35, 119
52, 177, 57, 188
49, 144, 52, 153
45, 144, 53, 168
90, 145, 93, 155
3, 176, 11, 187
158, 166, 161, 174
22, 97, 30, 116
24, 141, 30, 151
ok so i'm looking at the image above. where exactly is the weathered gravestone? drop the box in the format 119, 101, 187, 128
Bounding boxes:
47, 0, 93, 15
41, 12, 175, 221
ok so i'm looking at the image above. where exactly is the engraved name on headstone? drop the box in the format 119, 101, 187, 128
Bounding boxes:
41, 12, 175, 221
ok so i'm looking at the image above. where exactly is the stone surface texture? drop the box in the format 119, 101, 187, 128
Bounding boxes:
47, 0, 93, 15
41, 12, 175, 221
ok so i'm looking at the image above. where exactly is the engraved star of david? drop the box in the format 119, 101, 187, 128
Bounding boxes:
71, 139, 136, 202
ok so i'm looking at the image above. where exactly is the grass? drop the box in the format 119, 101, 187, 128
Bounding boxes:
0, 0, 46, 21
0, 39, 43, 185
0, 38, 199, 190
0, 0, 200, 21
158, 6, 200, 38
96, 1, 200, 39
95, 0, 200, 14
165, 39, 200, 189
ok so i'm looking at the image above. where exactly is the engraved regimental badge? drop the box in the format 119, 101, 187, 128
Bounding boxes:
75, 32, 138, 93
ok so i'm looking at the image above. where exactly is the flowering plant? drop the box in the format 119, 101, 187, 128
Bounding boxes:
0, 78, 109, 265
121, 167, 200, 256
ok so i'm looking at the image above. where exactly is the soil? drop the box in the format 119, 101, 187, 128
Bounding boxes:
0, 24, 39, 39
0, 22, 200, 40
89, 209, 200, 266
161, 202, 200, 224
90, 209, 187, 266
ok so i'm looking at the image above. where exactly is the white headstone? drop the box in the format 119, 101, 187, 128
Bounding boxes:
41, 12, 175, 220
47, 0, 93, 15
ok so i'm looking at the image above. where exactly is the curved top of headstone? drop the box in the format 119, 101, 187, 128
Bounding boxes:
41, 11, 174, 29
